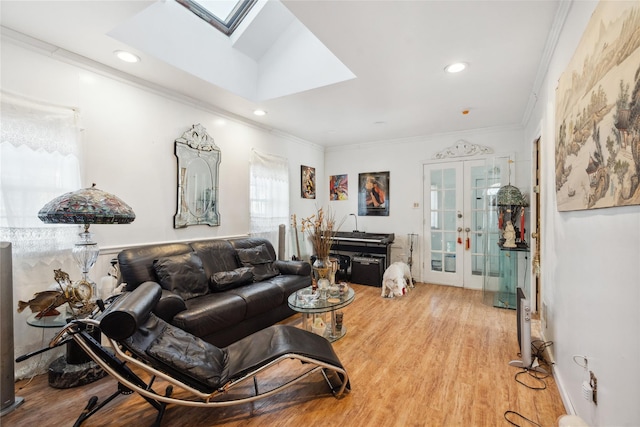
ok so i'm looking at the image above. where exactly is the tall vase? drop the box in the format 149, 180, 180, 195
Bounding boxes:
312, 257, 331, 281
313, 257, 331, 301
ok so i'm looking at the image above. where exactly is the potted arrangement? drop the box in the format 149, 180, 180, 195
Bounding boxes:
298, 207, 340, 281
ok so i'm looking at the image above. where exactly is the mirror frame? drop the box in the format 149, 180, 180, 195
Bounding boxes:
174, 124, 221, 228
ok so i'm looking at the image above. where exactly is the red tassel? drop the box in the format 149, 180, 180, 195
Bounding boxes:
465, 237, 470, 250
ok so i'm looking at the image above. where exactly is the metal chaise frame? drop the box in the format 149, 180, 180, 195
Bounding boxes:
39, 288, 350, 427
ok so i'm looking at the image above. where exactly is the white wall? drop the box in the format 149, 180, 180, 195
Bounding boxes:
524, 1, 640, 425
324, 125, 530, 285
1, 37, 322, 377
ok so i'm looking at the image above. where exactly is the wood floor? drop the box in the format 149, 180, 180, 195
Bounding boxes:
4, 283, 566, 427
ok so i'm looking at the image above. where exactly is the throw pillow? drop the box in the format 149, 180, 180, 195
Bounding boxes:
210, 266, 254, 292
236, 244, 280, 281
152, 252, 209, 300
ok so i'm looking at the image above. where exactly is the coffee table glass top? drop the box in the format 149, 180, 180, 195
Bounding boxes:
288, 285, 355, 313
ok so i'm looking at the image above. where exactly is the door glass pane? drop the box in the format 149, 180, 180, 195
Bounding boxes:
443, 210, 457, 231
470, 165, 491, 276
429, 166, 457, 276
431, 231, 443, 250
431, 252, 443, 271
444, 232, 456, 252
443, 169, 456, 188
431, 170, 442, 187
444, 253, 456, 272
444, 190, 456, 209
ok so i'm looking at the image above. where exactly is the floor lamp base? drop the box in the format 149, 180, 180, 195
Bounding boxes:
1, 397, 25, 417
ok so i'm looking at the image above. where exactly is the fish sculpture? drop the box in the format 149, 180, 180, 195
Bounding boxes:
17, 290, 68, 318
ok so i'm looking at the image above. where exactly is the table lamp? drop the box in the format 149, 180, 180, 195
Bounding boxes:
38, 184, 135, 302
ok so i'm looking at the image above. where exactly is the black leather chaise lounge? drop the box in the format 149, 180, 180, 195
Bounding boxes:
46, 282, 351, 426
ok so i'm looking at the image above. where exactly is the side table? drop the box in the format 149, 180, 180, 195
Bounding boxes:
287, 286, 355, 342
27, 309, 106, 388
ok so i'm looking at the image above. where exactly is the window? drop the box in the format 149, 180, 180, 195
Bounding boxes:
176, 0, 257, 35
0, 93, 81, 260
249, 150, 289, 247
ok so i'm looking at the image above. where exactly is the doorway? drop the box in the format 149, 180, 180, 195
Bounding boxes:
422, 157, 511, 289
532, 137, 542, 312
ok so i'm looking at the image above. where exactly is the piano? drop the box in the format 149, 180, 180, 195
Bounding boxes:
331, 231, 395, 245
330, 231, 395, 286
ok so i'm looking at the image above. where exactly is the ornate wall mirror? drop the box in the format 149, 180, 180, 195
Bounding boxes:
174, 124, 221, 228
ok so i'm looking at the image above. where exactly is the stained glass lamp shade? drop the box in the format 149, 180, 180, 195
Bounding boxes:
496, 184, 527, 207
38, 184, 135, 301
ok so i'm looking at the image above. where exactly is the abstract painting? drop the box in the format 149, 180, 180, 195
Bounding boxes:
329, 174, 348, 200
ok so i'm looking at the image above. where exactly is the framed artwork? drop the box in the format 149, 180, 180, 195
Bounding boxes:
555, 1, 640, 211
301, 165, 315, 199
358, 171, 389, 216
329, 174, 348, 200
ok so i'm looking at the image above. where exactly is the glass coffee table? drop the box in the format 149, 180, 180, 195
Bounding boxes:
287, 285, 355, 342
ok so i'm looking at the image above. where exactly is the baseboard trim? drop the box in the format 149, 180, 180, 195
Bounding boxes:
540, 329, 576, 415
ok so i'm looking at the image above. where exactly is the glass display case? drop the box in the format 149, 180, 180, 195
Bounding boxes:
486, 247, 530, 309
481, 157, 530, 309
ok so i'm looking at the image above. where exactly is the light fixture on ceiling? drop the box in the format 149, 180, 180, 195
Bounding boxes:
253, 109, 267, 116
445, 62, 468, 73
114, 50, 141, 63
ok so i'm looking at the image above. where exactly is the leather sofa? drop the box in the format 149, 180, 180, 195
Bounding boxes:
117, 237, 311, 347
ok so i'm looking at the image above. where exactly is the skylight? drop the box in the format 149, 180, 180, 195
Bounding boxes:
176, 0, 257, 35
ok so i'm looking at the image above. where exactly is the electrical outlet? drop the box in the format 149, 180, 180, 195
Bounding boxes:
412, 202, 419, 208
581, 371, 598, 405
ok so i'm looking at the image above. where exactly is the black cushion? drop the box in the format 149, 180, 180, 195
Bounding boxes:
173, 293, 247, 337
228, 281, 285, 318
152, 252, 209, 300
190, 240, 241, 278
145, 319, 229, 390
210, 266, 254, 292
118, 243, 192, 291
236, 244, 279, 281
99, 281, 161, 340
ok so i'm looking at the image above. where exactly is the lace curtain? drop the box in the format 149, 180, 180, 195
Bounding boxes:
0, 93, 82, 262
249, 150, 289, 247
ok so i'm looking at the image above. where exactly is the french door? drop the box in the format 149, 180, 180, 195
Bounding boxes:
423, 158, 508, 289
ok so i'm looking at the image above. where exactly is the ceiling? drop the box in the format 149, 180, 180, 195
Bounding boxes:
0, 0, 563, 147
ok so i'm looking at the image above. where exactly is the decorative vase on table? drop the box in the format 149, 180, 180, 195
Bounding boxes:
312, 257, 331, 281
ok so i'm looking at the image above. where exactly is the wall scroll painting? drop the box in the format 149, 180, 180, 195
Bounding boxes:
555, 2, 640, 211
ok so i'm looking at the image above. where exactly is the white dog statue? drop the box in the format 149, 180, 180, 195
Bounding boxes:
381, 261, 414, 298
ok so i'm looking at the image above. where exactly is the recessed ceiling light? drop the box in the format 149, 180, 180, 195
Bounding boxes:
253, 109, 267, 116
445, 62, 468, 73
114, 50, 140, 63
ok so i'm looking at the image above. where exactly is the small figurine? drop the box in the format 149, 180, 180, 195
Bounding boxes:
503, 221, 517, 248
